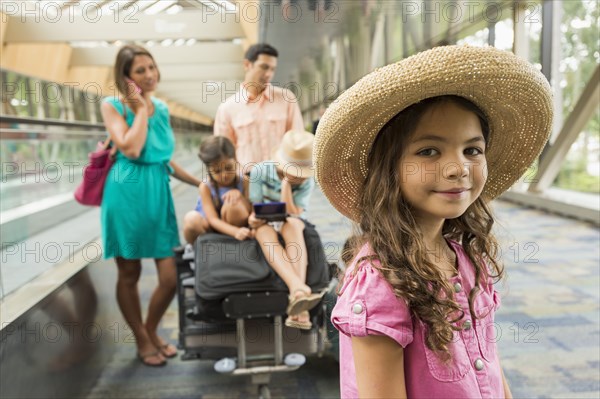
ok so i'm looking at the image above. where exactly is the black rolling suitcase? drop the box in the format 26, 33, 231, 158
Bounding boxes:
187, 222, 329, 322
178, 221, 330, 328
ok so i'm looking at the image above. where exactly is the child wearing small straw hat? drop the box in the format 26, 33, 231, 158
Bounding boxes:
248, 130, 324, 330
315, 45, 553, 398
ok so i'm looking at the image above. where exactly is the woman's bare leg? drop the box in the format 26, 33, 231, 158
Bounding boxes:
145, 256, 177, 356
115, 257, 164, 365
183, 211, 209, 244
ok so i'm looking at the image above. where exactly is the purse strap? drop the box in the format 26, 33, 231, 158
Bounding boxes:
101, 136, 112, 150
104, 100, 128, 156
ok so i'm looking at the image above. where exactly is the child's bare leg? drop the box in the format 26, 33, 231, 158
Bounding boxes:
221, 201, 250, 227
255, 224, 311, 295
183, 211, 209, 244
280, 217, 308, 282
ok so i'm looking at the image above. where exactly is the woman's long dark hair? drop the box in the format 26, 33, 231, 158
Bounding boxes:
353, 95, 504, 361
114, 45, 160, 96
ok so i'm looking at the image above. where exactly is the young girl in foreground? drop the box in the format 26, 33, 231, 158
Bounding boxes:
183, 136, 252, 243
314, 45, 553, 398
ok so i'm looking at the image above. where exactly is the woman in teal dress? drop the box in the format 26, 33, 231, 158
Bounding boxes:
101, 45, 201, 367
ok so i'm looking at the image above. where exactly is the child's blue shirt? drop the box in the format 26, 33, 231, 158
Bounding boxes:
249, 161, 315, 216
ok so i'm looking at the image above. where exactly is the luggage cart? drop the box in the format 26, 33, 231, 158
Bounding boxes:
174, 224, 334, 398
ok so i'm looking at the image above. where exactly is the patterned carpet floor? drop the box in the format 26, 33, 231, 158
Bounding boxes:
86, 186, 599, 398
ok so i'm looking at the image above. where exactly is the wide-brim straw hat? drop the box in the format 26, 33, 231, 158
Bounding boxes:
273, 130, 315, 178
314, 45, 553, 221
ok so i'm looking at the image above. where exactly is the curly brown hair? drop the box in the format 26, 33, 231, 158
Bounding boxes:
352, 95, 504, 362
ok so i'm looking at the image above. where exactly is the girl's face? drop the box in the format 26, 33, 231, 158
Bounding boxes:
128, 55, 158, 93
208, 157, 238, 186
398, 102, 487, 225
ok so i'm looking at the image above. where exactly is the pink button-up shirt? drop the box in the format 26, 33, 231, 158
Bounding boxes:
332, 241, 503, 399
213, 84, 304, 170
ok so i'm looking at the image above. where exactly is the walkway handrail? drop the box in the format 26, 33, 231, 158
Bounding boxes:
1, 128, 107, 137
0, 115, 106, 130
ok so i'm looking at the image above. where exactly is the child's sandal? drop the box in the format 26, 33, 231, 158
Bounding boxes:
286, 289, 326, 316
285, 311, 312, 330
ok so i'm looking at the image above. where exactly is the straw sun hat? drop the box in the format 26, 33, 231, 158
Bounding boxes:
314, 45, 553, 221
273, 130, 315, 178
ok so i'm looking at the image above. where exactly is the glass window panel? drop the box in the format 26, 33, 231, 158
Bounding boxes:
72, 90, 89, 121
552, 117, 600, 193
559, 0, 599, 116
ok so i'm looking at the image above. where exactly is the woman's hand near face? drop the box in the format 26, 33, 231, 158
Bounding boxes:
123, 80, 147, 114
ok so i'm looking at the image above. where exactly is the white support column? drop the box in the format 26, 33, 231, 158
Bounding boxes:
339, 36, 347, 91
332, 37, 342, 95
550, 1, 563, 142
385, 8, 396, 63
513, 0, 529, 59
370, 9, 386, 70
352, 18, 371, 81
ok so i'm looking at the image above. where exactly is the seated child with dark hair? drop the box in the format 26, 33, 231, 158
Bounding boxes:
183, 136, 252, 248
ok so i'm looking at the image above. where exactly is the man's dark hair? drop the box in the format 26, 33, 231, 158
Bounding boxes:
244, 43, 278, 63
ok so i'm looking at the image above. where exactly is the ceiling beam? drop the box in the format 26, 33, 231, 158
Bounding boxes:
156, 79, 241, 92
159, 63, 243, 82
156, 78, 242, 116
70, 42, 244, 66
160, 95, 228, 118
4, 10, 243, 42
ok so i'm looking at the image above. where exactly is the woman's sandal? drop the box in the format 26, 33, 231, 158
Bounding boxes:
159, 343, 178, 359
137, 351, 167, 367
286, 289, 327, 316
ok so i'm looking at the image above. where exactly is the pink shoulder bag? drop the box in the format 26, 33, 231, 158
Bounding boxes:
74, 137, 117, 206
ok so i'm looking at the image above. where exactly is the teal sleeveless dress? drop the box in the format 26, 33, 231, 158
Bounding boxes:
101, 97, 180, 259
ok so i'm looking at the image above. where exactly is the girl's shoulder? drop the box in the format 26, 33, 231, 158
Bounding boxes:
339, 243, 387, 293
332, 242, 413, 346
199, 180, 213, 193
